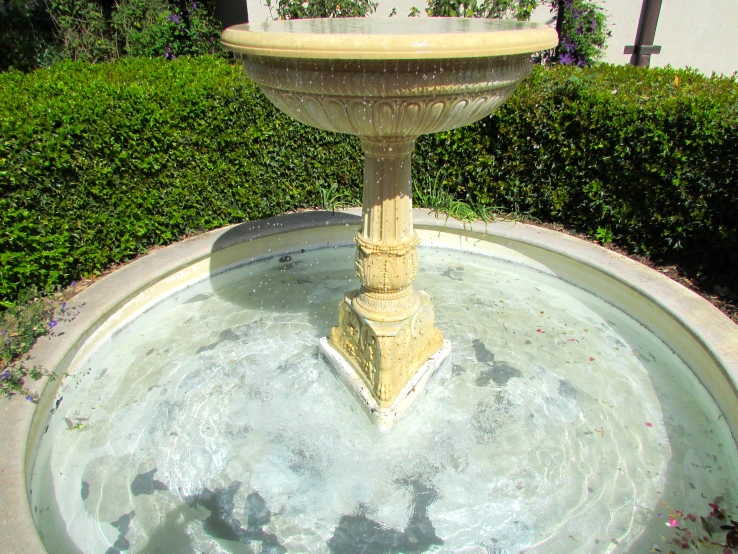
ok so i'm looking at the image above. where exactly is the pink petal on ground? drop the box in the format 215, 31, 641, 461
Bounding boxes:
589, 357, 595, 361
646, 422, 653, 427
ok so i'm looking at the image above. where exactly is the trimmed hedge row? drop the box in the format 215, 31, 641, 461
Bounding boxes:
1, 57, 736, 303
0, 57, 363, 302
417, 64, 738, 284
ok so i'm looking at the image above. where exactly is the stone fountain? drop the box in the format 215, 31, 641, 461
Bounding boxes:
221, 18, 558, 429
8, 18, 738, 554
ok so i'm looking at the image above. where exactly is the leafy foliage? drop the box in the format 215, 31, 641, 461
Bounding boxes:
46, 0, 118, 62
0, 0, 61, 72
0, 288, 54, 362
423, 0, 609, 67
0, 0, 222, 71
554, 0, 610, 66
1, 58, 736, 305
0, 57, 363, 303
320, 183, 359, 213
0, 286, 62, 400
266, 0, 377, 20
0, 364, 52, 401
416, 63, 738, 285
426, 0, 537, 19
111, 0, 223, 59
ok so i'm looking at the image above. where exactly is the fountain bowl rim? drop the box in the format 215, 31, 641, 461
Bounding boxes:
220, 17, 559, 60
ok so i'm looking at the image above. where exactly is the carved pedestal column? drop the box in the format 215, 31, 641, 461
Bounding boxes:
328, 139, 444, 409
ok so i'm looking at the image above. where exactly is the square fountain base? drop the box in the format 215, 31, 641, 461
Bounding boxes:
319, 337, 451, 432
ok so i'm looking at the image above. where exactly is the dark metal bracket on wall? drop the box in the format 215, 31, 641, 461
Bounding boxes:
625, 0, 663, 67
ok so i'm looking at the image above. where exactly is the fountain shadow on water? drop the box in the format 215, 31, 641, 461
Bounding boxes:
206, 210, 362, 337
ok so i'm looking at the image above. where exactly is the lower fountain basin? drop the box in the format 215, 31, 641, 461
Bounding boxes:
5, 210, 738, 553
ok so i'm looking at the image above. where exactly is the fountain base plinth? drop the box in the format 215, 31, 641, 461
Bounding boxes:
320, 336, 451, 432
325, 289, 448, 427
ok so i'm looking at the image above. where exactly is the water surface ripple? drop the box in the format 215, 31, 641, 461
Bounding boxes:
32, 246, 738, 553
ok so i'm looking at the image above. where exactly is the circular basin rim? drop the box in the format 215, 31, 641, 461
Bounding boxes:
2, 209, 736, 554
220, 18, 559, 59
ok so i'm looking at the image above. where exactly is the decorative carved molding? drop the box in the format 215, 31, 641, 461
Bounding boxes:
329, 291, 443, 408
243, 56, 532, 138
355, 233, 419, 293
353, 289, 418, 318
259, 89, 515, 138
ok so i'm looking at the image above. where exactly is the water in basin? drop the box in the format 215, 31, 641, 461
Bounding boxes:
31, 244, 738, 553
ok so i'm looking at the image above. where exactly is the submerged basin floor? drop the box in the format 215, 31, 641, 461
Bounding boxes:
32, 245, 738, 553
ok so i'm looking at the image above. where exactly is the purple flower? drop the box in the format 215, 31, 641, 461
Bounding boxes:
164, 45, 177, 60
26, 394, 36, 402
559, 52, 575, 65
1, 370, 10, 381
49, 320, 57, 328
61, 302, 67, 310
70, 281, 76, 288
190, 0, 197, 10
167, 13, 182, 24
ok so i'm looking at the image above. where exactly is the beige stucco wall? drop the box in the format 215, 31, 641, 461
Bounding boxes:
532, 0, 738, 76
242, 0, 737, 77
556, 0, 738, 76
648, 0, 737, 76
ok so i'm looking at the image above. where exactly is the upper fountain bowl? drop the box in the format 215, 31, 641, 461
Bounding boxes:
221, 18, 558, 138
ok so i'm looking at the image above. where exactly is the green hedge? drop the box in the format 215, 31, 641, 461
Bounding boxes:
417, 64, 738, 284
1, 57, 736, 304
0, 57, 363, 303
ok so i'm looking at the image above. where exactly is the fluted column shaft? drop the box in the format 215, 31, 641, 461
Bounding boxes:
360, 139, 415, 245
354, 139, 420, 320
